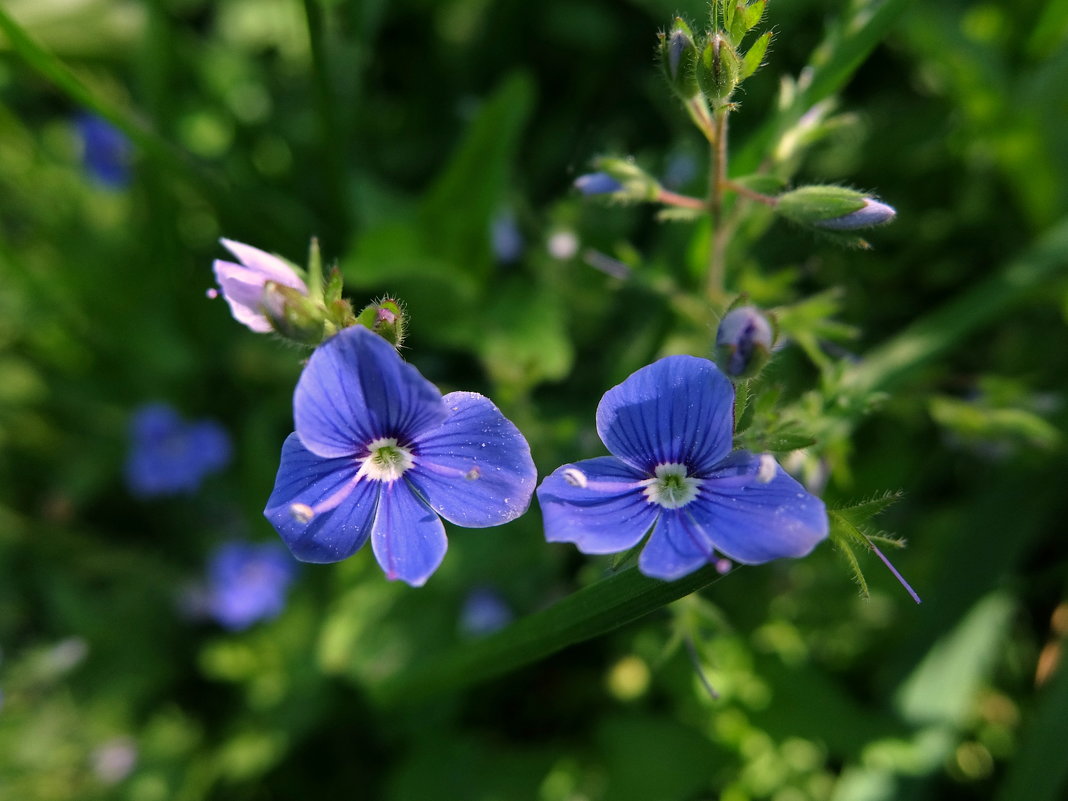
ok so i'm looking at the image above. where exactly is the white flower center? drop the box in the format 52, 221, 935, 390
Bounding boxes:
641, 463, 701, 509
360, 437, 414, 482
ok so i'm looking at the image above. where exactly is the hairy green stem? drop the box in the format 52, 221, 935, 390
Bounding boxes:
706, 107, 730, 302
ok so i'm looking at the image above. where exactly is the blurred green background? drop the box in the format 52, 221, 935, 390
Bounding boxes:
2, 0, 1067, 799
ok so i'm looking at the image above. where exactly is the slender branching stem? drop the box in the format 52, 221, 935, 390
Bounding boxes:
686, 96, 717, 144
723, 180, 778, 206
706, 106, 730, 303
657, 190, 706, 210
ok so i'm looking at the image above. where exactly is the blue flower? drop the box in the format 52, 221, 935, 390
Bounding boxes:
459, 587, 513, 637
264, 326, 537, 586
74, 113, 131, 188
125, 404, 231, 498
205, 542, 296, 630
537, 356, 828, 581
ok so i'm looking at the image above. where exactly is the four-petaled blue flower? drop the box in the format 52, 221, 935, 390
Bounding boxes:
205, 542, 297, 631
264, 325, 537, 586
537, 355, 828, 580
125, 404, 231, 498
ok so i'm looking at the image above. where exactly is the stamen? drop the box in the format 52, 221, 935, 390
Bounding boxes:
465, 466, 481, 480
756, 453, 777, 483
290, 503, 314, 523
563, 467, 588, 488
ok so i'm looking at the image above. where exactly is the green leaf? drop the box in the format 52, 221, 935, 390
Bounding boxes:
419, 72, 535, 278
832, 490, 905, 528
740, 30, 772, 80
370, 562, 723, 705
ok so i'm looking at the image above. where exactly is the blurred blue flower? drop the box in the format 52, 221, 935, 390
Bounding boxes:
537, 356, 828, 580
574, 172, 623, 195
74, 113, 131, 188
264, 326, 537, 586
459, 587, 513, 637
490, 212, 524, 264
212, 238, 309, 333
125, 404, 231, 498
205, 542, 296, 630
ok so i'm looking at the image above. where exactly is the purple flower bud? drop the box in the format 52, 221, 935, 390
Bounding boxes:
212, 239, 309, 333
815, 198, 896, 230
715, 306, 773, 378
574, 172, 623, 195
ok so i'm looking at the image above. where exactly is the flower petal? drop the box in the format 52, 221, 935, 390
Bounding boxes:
638, 509, 715, 581
212, 260, 274, 332
220, 238, 308, 290
263, 433, 379, 563
536, 456, 657, 554
694, 451, 828, 564
371, 481, 447, 586
295, 326, 447, 459
596, 355, 735, 474
406, 392, 536, 527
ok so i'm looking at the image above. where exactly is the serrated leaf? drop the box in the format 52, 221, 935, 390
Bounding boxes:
832, 490, 904, 526
740, 30, 772, 80
830, 529, 871, 599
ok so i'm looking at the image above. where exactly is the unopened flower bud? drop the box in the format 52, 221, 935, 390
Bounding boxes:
814, 198, 897, 230
715, 306, 773, 378
775, 186, 896, 231
696, 33, 740, 103
658, 18, 700, 99
576, 158, 661, 203
355, 298, 406, 347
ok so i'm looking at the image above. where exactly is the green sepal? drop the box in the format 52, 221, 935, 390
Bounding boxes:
776, 185, 867, 223
305, 237, 324, 304
323, 265, 345, 306
740, 30, 772, 80
729, 0, 766, 43
696, 33, 740, 104
261, 281, 327, 345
